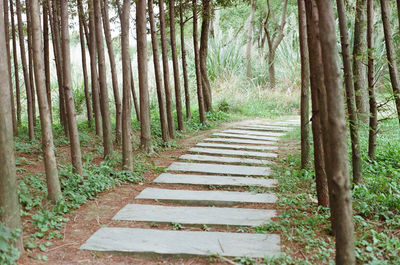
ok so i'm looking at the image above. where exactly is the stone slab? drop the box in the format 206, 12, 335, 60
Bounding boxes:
136, 188, 277, 205
80, 228, 280, 258
196, 142, 277, 151
154, 173, 277, 187
213, 133, 279, 141
204, 137, 277, 145
113, 204, 276, 226
235, 125, 290, 132
167, 162, 271, 176
180, 154, 274, 165
189, 147, 277, 158
223, 129, 285, 137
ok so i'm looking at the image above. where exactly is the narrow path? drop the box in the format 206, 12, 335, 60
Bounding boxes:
80, 119, 298, 260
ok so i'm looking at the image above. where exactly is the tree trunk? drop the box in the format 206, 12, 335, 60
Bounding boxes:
16, 0, 35, 140
121, 0, 132, 170
246, 0, 255, 79
137, 0, 153, 153
101, 0, 122, 144
367, 0, 377, 160
316, 1, 356, 264
179, 0, 191, 119
297, 0, 311, 170
268, 52, 275, 89
26, 0, 37, 128
381, 0, 400, 126
149, 0, 170, 143
87, 0, 102, 136
169, 0, 185, 131
77, 0, 92, 127
200, 0, 213, 112
130, 64, 141, 121
304, 0, 329, 207
10, 0, 21, 127
60, 0, 84, 176
43, 0, 52, 122
353, 0, 369, 123
94, 0, 114, 157
159, 0, 176, 139
193, 0, 206, 124
0, 0, 23, 251
31, 0, 62, 202
337, 0, 363, 184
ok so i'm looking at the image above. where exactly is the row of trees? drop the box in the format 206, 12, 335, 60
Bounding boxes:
0, 0, 221, 254
298, 0, 400, 264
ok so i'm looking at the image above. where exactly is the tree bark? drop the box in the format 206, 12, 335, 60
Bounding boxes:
159, 0, 176, 138
367, 0, 377, 160
179, 0, 191, 119
0, 0, 23, 250
380, 0, 400, 126
246, 0, 255, 79
94, 0, 114, 157
149, 0, 170, 143
43, 0, 52, 122
16, 0, 35, 140
137, 0, 153, 153
87, 0, 103, 136
31, 0, 62, 202
316, 1, 356, 264
26, 0, 37, 128
101, 0, 122, 144
353, 0, 369, 122
169, 0, 185, 131
60, 0, 84, 176
297, 0, 310, 170
304, 0, 329, 208
10, 0, 21, 127
337, 0, 363, 184
130, 64, 141, 121
121, 0, 132, 170
200, 0, 213, 112
193, 0, 206, 124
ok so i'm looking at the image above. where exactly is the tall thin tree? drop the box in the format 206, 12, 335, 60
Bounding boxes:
200, 0, 213, 112
10, 0, 21, 126
42, 0, 52, 121
368, 0, 377, 160
246, 0, 255, 79
179, 0, 191, 119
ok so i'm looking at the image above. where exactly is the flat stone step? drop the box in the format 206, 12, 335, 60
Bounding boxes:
180, 154, 274, 165
113, 204, 276, 226
196, 142, 278, 151
135, 188, 277, 205
167, 162, 271, 176
154, 173, 277, 187
204, 137, 277, 145
213, 133, 279, 141
189, 147, 277, 158
223, 129, 286, 137
80, 228, 280, 258
235, 125, 291, 132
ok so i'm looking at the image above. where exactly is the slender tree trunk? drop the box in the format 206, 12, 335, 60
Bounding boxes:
368, 0, 377, 160
77, 0, 92, 127
169, 0, 185, 131
193, 0, 206, 124
60, 0, 84, 176
159, 0, 176, 138
246, 0, 255, 79
121, 0, 132, 170
337, 0, 363, 184
137, 0, 153, 153
180, 0, 191, 119
298, 0, 310, 170
0, 0, 23, 251
101, 0, 122, 144
94, 0, 114, 157
10, 0, 21, 127
200, 0, 213, 112
149, 0, 170, 143
381, 0, 400, 126
316, 1, 356, 264
304, 0, 329, 208
130, 64, 141, 121
353, 0, 369, 122
31, 0, 62, 202
43, 0, 52, 122
26, 0, 37, 127
268, 52, 275, 89
16, 0, 35, 140
87, 0, 102, 136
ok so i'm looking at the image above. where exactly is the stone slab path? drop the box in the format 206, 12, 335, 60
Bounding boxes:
81, 119, 296, 260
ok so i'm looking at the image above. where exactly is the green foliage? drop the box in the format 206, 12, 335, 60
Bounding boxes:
0, 223, 21, 265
